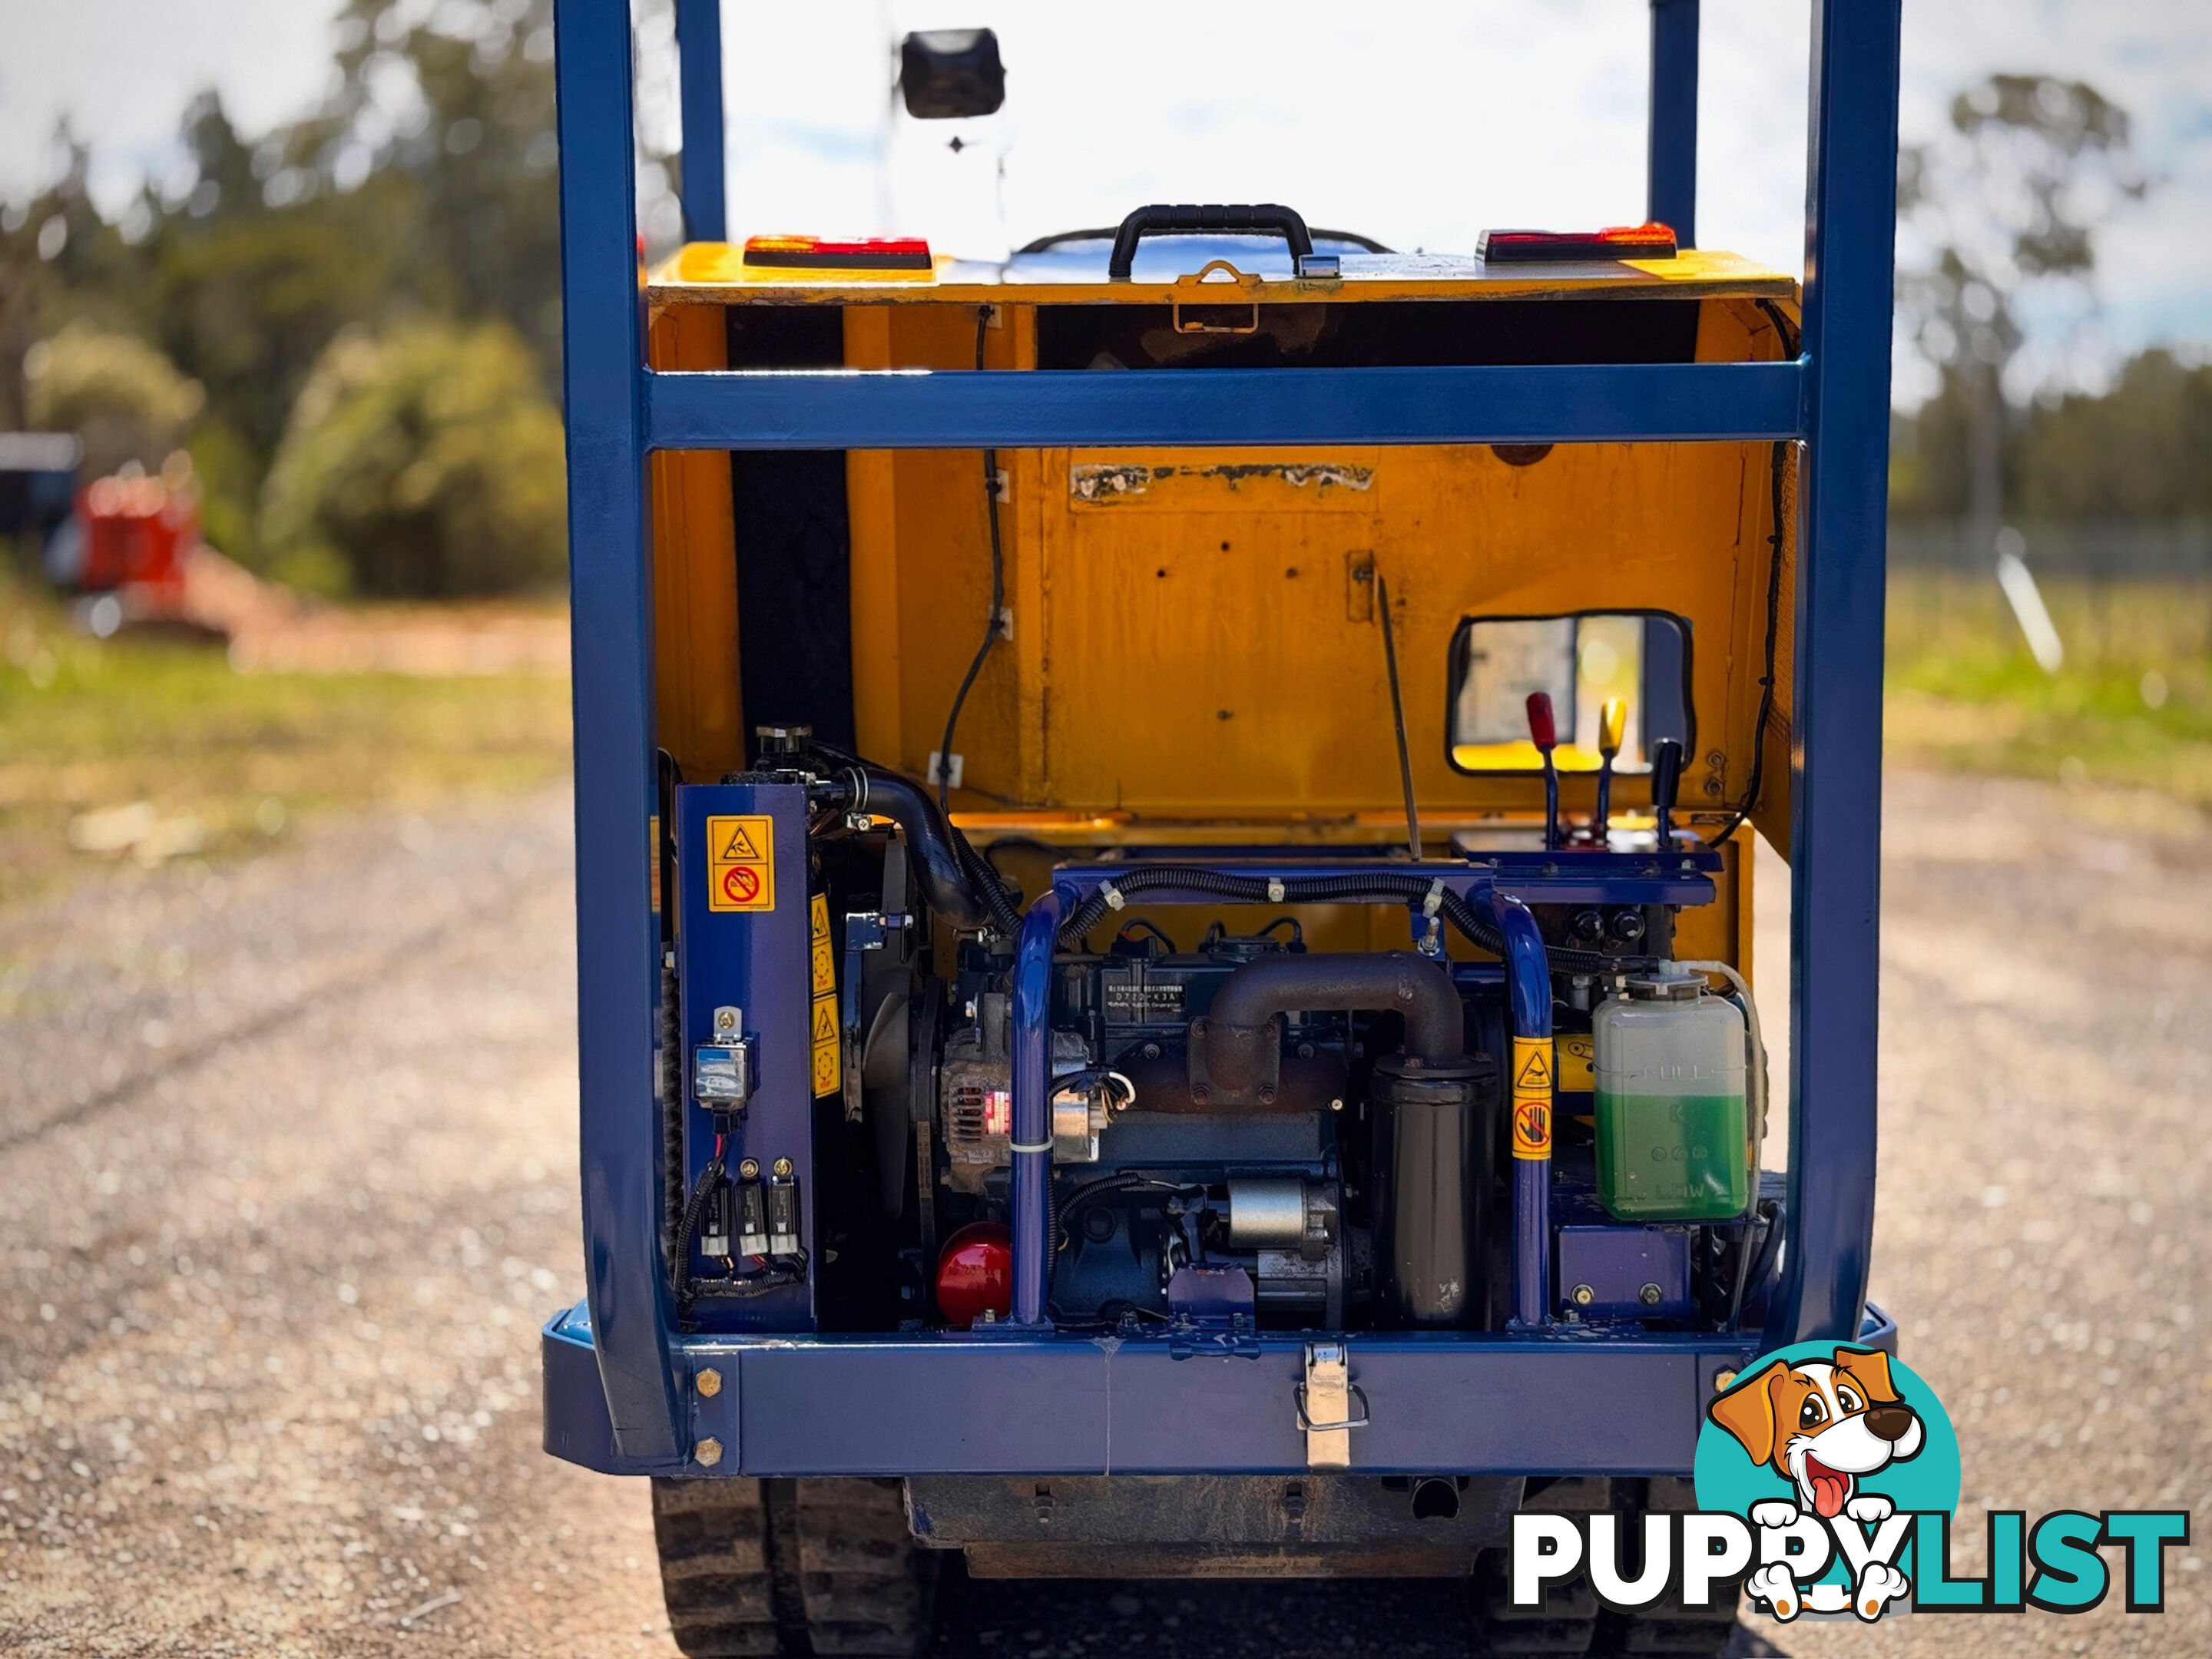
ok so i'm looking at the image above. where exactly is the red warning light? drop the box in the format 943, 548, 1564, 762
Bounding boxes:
935, 1222, 1012, 1329
742, 234, 934, 271
1478, 223, 1679, 263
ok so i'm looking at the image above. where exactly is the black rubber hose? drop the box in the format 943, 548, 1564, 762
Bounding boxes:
835, 763, 1004, 933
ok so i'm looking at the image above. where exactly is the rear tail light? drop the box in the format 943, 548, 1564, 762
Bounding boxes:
742, 234, 933, 271
935, 1222, 1012, 1328
1479, 223, 1678, 263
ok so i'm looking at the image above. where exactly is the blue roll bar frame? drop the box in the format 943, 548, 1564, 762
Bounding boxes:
551, 0, 1901, 1467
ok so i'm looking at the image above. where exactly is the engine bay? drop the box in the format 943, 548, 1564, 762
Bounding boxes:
663, 731, 1777, 1346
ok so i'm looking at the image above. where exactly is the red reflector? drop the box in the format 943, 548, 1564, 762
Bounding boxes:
1479, 223, 1678, 263
742, 234, 934, 270
935, 1222, 1012, 1329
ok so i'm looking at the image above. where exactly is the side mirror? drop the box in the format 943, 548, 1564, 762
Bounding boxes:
899, 28, 1006, 120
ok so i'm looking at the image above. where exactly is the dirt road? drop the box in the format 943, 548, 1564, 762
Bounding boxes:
2, 771, 2207, 1656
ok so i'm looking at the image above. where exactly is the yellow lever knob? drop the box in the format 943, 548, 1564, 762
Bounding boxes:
1598, 697, 1628, 760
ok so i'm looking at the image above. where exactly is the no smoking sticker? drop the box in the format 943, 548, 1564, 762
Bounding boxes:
706, 815, 775, 912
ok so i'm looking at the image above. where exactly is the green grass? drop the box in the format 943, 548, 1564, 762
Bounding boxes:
1885, 571, 2212, 806
0, 578, 571, 907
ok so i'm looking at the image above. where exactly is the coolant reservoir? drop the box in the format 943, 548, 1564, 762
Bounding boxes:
1592, 971, 1749, 1221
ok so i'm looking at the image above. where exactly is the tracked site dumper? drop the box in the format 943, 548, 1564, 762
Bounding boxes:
540, 5, 1906, 1653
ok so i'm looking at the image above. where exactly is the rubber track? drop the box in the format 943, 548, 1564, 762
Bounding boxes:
652, 1478, 936, 1657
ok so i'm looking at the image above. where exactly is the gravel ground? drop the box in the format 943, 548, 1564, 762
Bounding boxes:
1, 770, 2207, 1656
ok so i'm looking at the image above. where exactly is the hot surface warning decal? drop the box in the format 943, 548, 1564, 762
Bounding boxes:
707, 815, 775, 912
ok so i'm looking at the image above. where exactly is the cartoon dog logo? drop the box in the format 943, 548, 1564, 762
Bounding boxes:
1707, 1345, 1925, 1619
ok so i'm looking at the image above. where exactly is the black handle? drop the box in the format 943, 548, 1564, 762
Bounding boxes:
1650, 738, 1684, 814
1107, 203, 1313, 280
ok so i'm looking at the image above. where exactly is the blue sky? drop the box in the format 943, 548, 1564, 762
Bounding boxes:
4, 0, 2207, 404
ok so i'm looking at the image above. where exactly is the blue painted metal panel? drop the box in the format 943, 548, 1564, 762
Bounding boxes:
643, 361, 1806, 452
1647, 0, 1700, 247
543, 1305, 1897, 1477
676, 783, 815, 1329
553, 0, 684, 1464
1768, 0, 1902, 1347
673, 0, 725, 242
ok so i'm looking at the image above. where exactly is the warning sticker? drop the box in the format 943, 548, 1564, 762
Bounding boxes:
1512, 1039, 1554, 1094
1555, 1033, 1595, 1092
1512, 1097, 1553, 1159
707, 815, 775, 912
1510, 1034, 1554, 1161
809, 895, 836, 996
810, 992, 842, 1098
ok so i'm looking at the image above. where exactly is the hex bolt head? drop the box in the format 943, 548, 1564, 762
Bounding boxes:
1714, 1369, 1739, 1393
695, 1367, 723, 1399
771, 1157, 795, 1180
1571, 1283, 1595, 1307
1639, 1283, 1664, 1306
694, 1436, 724, 1467
737, 1158, 760, 1181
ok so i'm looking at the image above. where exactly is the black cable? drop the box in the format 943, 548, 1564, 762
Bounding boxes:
671, 1153, 726, 1303
1114, 918, 1180, 953
1707, 439, 1789, 848
1375, 572, 1422, 859
935, 306, 1007, 815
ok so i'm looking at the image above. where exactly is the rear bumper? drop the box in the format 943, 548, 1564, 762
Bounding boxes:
541, 1302, 1896, 1479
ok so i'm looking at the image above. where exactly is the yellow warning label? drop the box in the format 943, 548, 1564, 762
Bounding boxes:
810, 993, 841, 1098
1555, 1033, 1595, 1092
707, 815, 775, 912
1512, 1038, 1554, 1094
810, 938, 836, 998
1511, 1034, 1554, 1161
810, 893, 831, 945
1512, 1097, 1553, 1160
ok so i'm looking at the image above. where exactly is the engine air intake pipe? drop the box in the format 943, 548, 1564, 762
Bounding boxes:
1196, 952, 1462, 1097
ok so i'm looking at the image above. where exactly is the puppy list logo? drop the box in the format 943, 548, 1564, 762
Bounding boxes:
1699, 1342, 1954, 1620
1509, 1339, 2190, 1624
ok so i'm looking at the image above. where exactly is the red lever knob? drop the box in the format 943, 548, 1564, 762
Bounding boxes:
1525, 691, 1557, 753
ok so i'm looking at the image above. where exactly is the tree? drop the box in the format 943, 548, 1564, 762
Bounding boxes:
259, 318, 565, 597
2015, 350, 2212, 522
21, 322, 204, 480
1895, 75, 2146, 542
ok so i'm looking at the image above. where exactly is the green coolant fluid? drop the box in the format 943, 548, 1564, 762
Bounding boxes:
1594, 1090, 1749, 1220
1592, 972, 1750, 1222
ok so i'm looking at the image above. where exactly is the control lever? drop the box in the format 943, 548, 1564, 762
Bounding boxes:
1525, 692, 1561, 851
1591, 697, 1627, 847
1651, 737, 1683, 852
